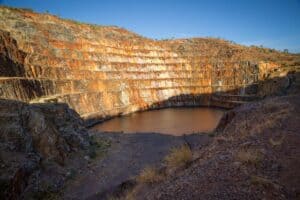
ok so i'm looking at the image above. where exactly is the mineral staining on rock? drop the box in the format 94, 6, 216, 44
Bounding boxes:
0, 6, 300, 200
0, 6, 298, 126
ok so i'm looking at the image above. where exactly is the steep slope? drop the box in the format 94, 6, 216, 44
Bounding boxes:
0, 6, 299, 125
124, 93, 300, 200
0, 99, 91, 199
1, 6, 300, 200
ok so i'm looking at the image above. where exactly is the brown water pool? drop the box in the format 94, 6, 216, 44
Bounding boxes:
91, 107, 225, 136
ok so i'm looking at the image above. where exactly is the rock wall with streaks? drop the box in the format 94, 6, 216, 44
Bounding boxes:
0, 7, 299, 125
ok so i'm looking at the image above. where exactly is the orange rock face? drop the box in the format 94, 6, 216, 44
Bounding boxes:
0, 7, 299, 124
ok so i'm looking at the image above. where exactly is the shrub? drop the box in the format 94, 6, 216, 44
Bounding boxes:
269, 136, 284, 147
236, 149, 262, 166
136, 167, 163, 184
87, 136, 111, 159
250, 175, 274, 188
208, 132, 216, 137
165, 145, 192, 168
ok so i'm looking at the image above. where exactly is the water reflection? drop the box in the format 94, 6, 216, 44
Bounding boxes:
92, 107, 225, 136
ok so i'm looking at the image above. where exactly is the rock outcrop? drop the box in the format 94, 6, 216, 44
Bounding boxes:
0, 6, 299, 125
0, 6, 300, 200
0, 99, 90, 199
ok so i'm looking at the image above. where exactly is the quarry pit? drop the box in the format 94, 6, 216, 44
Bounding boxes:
0, 6, 300, 200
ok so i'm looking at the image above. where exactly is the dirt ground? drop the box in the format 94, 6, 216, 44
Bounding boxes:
127, 94, 300, 200
62, 131, 212, 200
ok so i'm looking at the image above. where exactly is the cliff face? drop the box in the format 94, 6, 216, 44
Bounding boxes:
0, 99, 91, 199
0, 7, 299, 124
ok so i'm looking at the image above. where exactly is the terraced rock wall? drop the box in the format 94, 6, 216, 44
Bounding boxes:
0, 7, 297, 125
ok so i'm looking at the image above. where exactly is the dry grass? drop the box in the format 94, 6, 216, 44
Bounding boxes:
230, 101, 291, 140
215, 136, 234, 143
251, 105, 290, 135
123, 189, 137, 200
107, 196, 119, 200
165, 145, 192, 168
236, 149, 262, 166
136, 167, 163, 184
269, 136, 285, 147
250, 175, 276, 188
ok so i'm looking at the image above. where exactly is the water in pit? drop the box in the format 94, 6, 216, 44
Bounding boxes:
91, 107, 225, 136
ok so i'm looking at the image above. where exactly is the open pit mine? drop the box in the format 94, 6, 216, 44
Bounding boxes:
0, 6, 299, 200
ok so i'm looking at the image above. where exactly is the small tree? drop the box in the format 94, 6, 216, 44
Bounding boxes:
283, 49, 289, 53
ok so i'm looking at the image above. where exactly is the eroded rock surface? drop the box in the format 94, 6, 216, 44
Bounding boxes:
0, 6, 299, 126
0, 99, 90, 199
0, 6, 300, 200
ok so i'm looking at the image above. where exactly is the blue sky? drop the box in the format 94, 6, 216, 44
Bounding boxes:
1, 0, 300, 52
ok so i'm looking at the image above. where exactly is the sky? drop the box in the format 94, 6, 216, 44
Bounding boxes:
1, 0, 300, 53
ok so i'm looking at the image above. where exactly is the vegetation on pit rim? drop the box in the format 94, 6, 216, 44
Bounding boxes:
121, 145, 193, 200
136, 166, 164, 184
269, 136, 285, 147
88, 135, 111, 159
165, 145, 193, 168
250, 175, 277, 188
0, 5, 34, 13
208, 132, 216, 137
64, 18, 102, 29
236, 149, 262, 166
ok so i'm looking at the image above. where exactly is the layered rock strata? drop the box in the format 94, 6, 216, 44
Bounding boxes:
0, 7, 299, 125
